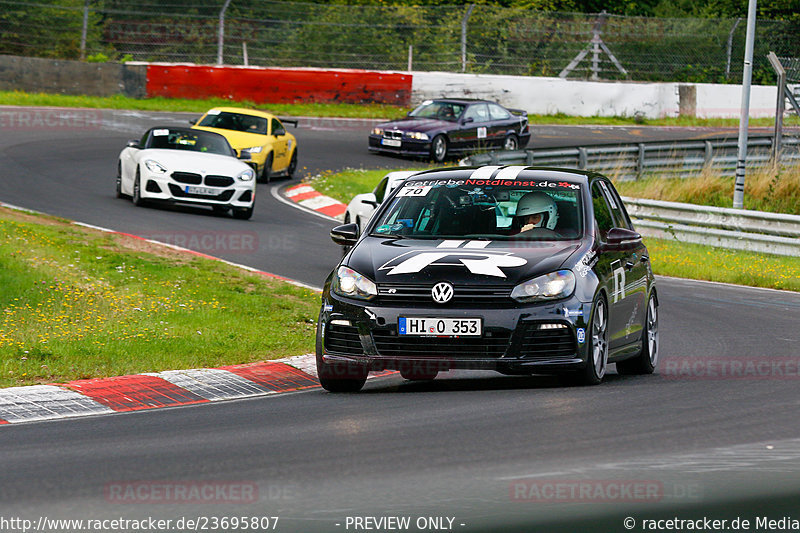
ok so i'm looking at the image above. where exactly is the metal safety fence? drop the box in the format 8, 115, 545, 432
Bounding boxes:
1, 0, 798, 84
461, 135, 800, 181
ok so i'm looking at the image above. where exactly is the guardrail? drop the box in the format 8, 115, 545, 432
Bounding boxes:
622, 197, 800, 256
461, 135, 800, 180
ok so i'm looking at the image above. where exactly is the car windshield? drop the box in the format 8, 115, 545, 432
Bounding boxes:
146, 128, 233, 156
408, 101, 465, 122
197, 111, 268, 134
371, 179, 583, 241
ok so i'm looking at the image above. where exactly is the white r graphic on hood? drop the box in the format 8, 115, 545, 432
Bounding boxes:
379, 251, 527, 278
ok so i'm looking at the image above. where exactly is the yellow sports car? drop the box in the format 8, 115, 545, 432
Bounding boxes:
191, 107, 298, 183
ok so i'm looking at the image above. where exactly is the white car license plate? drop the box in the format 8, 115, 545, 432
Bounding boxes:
399, 317, 482, 336
185, 186, 217, 196
381, 138, 402, 147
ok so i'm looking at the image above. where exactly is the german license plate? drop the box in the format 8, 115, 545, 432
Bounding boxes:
185, 186, 217, 196
381, 138, 402, 147
399, 317, 482, 336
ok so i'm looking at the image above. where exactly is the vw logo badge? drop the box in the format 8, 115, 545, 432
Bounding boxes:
431, 282, 454, 304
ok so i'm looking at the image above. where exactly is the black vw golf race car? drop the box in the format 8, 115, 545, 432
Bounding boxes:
317, 166, 659, 392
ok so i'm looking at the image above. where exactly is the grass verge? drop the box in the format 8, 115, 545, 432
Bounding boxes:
0, 206, 319, 388
3, 90, 799, 128
613, 165, 800, 215
308, 168, 800, 292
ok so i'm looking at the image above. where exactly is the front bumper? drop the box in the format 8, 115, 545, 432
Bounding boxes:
319, 291, 593, 375
368, 135, 431, 158
139, 169, 255, 208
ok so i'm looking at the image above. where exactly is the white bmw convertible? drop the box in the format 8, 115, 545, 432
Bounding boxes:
116, 127, 256, 219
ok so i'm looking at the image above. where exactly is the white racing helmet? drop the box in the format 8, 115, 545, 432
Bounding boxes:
515, 191, 559, 230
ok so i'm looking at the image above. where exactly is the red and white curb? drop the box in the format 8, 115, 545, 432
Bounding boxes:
0, 355, 321, 424
283, 184, 347, 220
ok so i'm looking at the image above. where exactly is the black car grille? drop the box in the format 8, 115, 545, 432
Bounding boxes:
204, 175, 234, 187
168, 184, 234, 201
377, 284, 512, 306
383, 130, 403, 140
324, 324, 363, 355
372, 329, 511, 358
518, 324, 577, 360
171, 172, 202, 185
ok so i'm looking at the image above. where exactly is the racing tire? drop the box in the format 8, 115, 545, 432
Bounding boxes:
232, 206, 254, 220
563, 295, 608, 386
259, 153, 273, 184
287, 149, 298, 178
503, 134, 519, 151
316, 316, 368, 392
116, 162, 125, 198
616, 293, 658, 375
431, 135, 448, 163
132, 168, 147, 207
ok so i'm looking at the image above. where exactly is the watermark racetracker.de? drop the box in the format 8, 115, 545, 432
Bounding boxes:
0, 108, 103, 131
509, 479, 702, 504
661, 356, 800, 380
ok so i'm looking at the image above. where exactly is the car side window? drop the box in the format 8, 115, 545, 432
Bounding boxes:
591, 181, 616, 241
463, 104, 489, 123
599, 180, 633, 230
140, 131, 149, 147
488, 104, 511, 120
270, 118, 285, 136
373, 177, 388, 203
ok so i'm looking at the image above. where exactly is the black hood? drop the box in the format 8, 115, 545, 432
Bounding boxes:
378, 117, 454, 134
347, 237, 581, 286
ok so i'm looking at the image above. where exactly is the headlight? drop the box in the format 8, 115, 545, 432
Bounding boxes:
236, 168, 255, 182
407, 132, 429, 140
511, 270, 576, 303
242, 146, 263, 154
144, 160, 167, 174
332, 266, 377, 300
371, 128, 384, 136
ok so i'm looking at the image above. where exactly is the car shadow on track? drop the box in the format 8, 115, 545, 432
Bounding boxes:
360, 372, 633, 394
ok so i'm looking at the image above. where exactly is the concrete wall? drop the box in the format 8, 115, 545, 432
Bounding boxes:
410, 70, 779, 119
0, 55, 146, 98
0, 55, 781, 119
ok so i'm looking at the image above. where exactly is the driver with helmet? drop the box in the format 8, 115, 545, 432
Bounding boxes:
513, 191, 559, 234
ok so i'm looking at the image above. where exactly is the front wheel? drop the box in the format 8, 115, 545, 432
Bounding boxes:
259, 153, 273, 183
287, 149, 298, 178
565, 296, 608, 386
617, 293, 659, 375
116, 162, 125, 198
503, 134, 519, 151
430, 135, 448, 163
132, 168, 147, 207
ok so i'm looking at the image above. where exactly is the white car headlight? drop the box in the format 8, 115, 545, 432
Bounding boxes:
144, 160, 167, 174
242, 146, 263, 154
332, 266, 377, 300
407, 132, 429, 140
371, 128, 384, 136
236, 168, 255, 182
511, 270, 576, 303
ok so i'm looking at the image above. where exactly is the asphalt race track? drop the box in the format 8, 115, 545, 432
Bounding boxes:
1, 107, 799, 532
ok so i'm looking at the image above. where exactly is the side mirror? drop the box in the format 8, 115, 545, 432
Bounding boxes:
188, 119, 197, 125
362, 192, 378, 208
330, 223, 360, 246
274, 128, 286, 137
462, 117, 474, 124
606, 227, 642, 248
126, 139, 140, 148
237, 151, 251, 161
